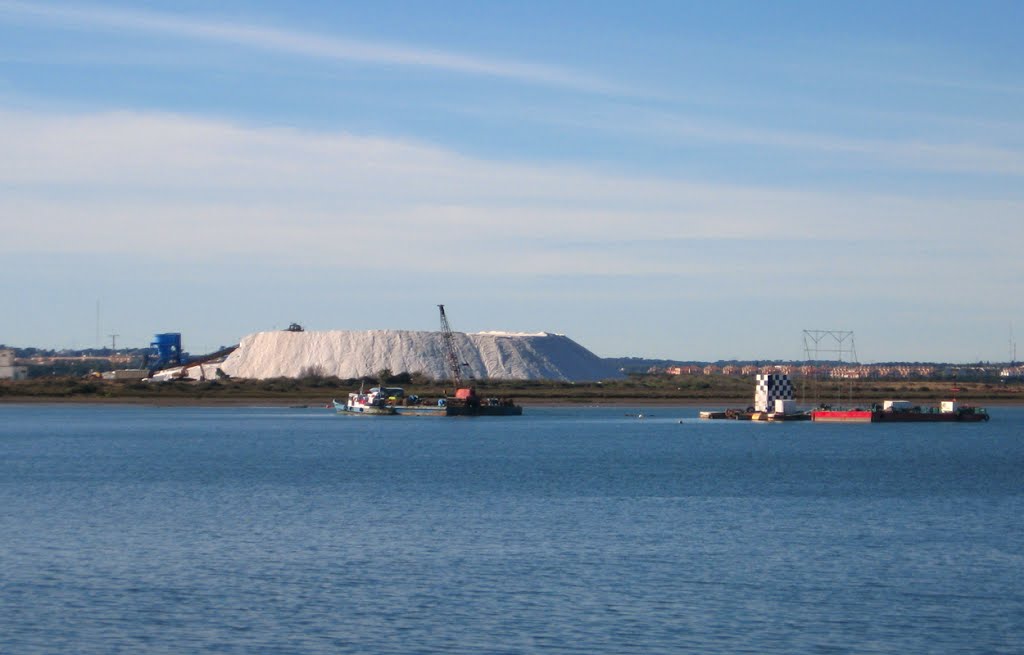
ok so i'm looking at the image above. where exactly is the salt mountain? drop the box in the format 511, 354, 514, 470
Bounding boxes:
219, 330, 622, 382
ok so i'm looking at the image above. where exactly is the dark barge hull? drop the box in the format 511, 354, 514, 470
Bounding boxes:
445, 404, 523, 416
393, 403, 523, 417
873, 410, 989, 422
811, 409, 989, 423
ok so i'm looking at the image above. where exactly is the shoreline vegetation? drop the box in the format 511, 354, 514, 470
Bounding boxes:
2, 375, 1021, 407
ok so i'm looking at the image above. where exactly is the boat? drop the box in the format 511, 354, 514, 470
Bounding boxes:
812, 399, 989, 423
392, 394, 449, 417
341, 308, 523, 418
699, 410, 728, 420
871, 399, 989, 422
337, 384, 522, 417
442, 393, 523, 416
393, 403, 448, 417
762, 411, 811, 422
393, 390, 523, 417
333, 385, 396, 415
419, 304, 523, 416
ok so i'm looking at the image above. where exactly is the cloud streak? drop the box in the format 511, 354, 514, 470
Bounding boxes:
0, 0, 624, 94
584, 110, 1024, 178
1, 109, 1020, 276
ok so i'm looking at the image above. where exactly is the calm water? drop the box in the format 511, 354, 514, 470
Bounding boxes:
1, 404, 1022, 654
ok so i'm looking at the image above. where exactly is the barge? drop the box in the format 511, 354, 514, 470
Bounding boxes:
382, 386, 523, 417
702, 374, 989, 424
811, 400, 988, 423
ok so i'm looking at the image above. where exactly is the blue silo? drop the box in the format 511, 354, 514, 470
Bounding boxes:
148, 333, 186, 372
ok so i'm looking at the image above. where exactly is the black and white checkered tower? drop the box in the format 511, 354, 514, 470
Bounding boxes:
754, 373, 794, 412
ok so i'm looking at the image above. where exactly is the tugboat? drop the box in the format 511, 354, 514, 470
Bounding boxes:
333, 385, 396, 415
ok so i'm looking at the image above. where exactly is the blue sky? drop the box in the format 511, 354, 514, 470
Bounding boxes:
1, 1, 1022, 362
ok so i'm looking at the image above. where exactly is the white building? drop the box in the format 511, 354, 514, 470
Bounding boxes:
0, 349, 29, 380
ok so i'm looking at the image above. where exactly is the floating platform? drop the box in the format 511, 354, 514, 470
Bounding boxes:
700, 373, 989, 425
812, 406, 989, 423
700, 409, 810, 422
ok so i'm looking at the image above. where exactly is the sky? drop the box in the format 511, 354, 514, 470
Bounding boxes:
1, 1, 1022, 362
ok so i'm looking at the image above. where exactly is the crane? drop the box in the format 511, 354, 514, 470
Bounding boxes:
438, 304, 465, 388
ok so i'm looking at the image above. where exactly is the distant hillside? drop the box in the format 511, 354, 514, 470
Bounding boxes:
603, 357, 801, 373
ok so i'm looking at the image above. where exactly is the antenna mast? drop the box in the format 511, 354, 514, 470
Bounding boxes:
1011, 321, 1017, 365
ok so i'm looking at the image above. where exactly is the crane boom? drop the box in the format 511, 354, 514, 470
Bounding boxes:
438, 304, 464, 387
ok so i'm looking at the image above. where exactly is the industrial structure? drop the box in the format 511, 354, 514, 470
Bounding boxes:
147, 333, 186, 375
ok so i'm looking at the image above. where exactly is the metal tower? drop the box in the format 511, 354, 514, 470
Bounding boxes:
802, 330, 858, 364
802, 329, 858, 406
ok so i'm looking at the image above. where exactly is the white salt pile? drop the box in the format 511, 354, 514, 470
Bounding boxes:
219, 330, 622, 382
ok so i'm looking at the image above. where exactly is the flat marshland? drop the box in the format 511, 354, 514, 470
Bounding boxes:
2, 375, 1020, 407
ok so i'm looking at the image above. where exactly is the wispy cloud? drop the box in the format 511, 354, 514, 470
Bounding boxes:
644, 113, 1024, 177
441, 98, 1024, 179
894, 73, 1024, 98
0, 0, 625, 94
1, 109, 1020, 278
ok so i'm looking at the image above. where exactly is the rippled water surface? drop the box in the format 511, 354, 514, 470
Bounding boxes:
2, 404, 1023, 654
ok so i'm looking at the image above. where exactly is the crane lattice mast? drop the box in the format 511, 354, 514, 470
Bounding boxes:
438, 304, 464, 387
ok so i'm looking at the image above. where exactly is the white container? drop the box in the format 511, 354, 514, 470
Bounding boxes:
774, 399, 797, 414
883, 400, 913, 411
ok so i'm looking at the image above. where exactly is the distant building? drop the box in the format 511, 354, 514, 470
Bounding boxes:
0, 349, 28, 380
1001, 366, 1024, 379
665, 365, 702, 375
